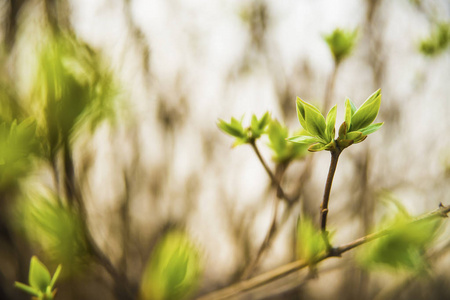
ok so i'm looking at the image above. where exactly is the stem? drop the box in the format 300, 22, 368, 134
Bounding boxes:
197, 204, 450, 300
323, 62, 339, 112
320, 149, 341, 248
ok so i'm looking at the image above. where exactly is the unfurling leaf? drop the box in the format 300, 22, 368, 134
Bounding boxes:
297, 98, 326, 138
359, 122, 384, 135
350, 89, 381, 131
325, 105, 337, 141
29, 256, 51, 293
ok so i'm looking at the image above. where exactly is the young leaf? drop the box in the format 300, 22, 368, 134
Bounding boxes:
344, 98, 353, 129
258, 112, 270, 130
308, 143, 328, 152
14, 282, 40, 297
348, 98, 357, 115
217, 119, 245, 138
296, 98, 308, 130
287, 135, 322, 145
359, 122, 384, 135
345, 131, 363, 141
29, 256, 51, 293
301, 100, 326, 138
338, 122, 347, 139
350, 89, 381, 131
49, 264, 62, 289
325, 105, 337, 141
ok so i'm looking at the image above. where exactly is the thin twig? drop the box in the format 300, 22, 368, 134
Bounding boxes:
197, 204, 450, 300
323, 62, 339, 112
320, 149, 341, 249
250, 140, 292, 204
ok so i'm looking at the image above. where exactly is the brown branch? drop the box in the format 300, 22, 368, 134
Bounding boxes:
197, 204, 450, 300
320, 149, 341, 249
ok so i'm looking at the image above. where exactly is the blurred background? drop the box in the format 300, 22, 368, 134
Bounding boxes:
0, 0, 450, 299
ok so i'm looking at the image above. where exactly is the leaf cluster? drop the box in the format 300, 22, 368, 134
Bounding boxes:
14, 256, 62, 300
217, 112, 270, 146
324, 28, 358, 64
218, 113, 308, 163
288, 89, 383, 152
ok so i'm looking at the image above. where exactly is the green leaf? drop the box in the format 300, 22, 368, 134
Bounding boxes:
217, 118, 245, 139
299, 99, 326, 138
353, 134, 367, 144
350, 89, 381, 131
308, 143, 328, 152
345, 131, 363, 141
14, 282, 41, 297
29, 256, 51, 293
344, 98, 353, 129
287, 135, 322, 145
258, 112, 270, 130
348, 98, 357, 115
337, 139, 354, 149
296, 97, 308, 130
49, 264, 62, 289
359, 122, 384, 135
325, 105, 337, 141
338, 122, 347, 139
250, 112, 270, 139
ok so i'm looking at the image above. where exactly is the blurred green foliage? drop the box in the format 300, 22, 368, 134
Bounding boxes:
217, 112, 270, 146
358, 199, 443, 272
140, 231, 202, 300
296, 216, 327, 265
16, 191, 89, 275
0, 118, 39, 190
420, 22, 450, 56
15, 256, 62, 300
28, 31, 121, 158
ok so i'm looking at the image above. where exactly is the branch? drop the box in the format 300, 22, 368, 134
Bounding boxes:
320, 149, 341, 249
197, 204, 450, 300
